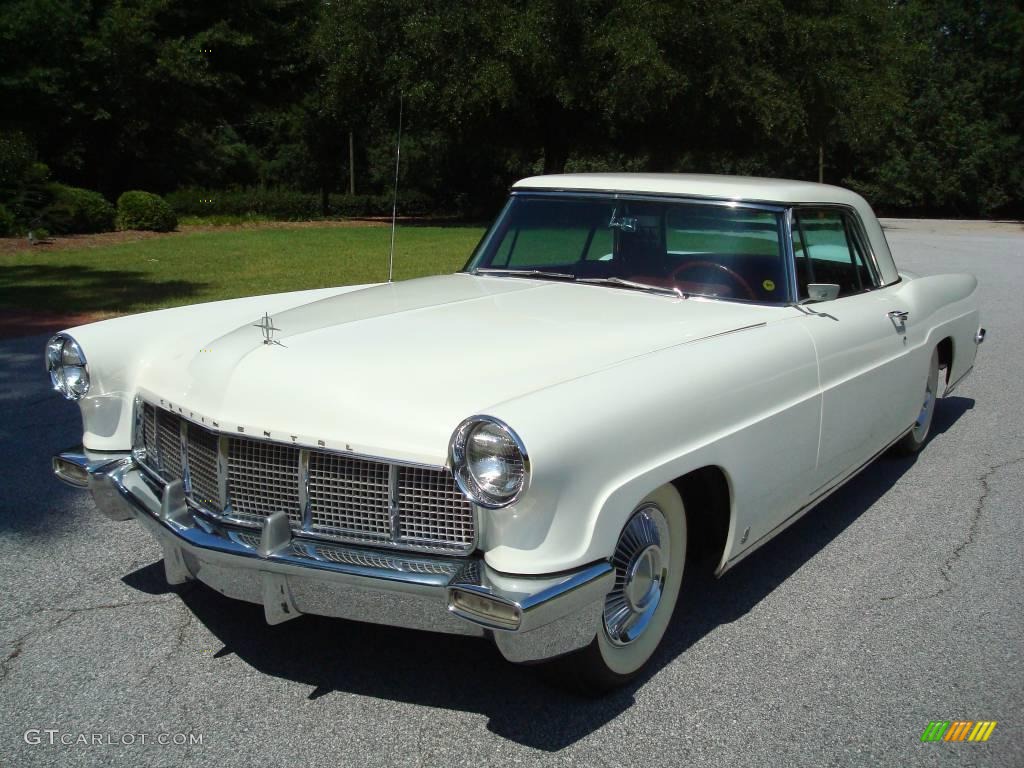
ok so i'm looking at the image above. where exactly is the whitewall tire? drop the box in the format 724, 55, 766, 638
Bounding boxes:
546, 483, 687, 693
894, 347, 940, 455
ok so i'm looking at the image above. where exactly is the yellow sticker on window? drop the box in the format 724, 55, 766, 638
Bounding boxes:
762, 279, 775, 292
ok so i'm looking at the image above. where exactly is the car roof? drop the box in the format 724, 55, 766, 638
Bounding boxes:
512, 173, 865, 207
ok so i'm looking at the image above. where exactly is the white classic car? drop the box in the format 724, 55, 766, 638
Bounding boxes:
49, 174, 984, 692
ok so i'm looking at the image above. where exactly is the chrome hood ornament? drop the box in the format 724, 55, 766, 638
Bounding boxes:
254, 313, 284, 347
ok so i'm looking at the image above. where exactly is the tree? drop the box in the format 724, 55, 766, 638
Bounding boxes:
856, 0, 1023, 216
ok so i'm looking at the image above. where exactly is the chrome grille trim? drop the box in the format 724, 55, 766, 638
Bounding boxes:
217, 436, 230, 511
298, 449, 312, 529
133, 400, 476, 554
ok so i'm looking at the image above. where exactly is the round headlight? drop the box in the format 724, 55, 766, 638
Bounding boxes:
450, 416, 529, 508
46, 334, 90, 400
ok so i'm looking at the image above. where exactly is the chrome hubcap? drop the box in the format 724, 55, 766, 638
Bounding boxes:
603, 505, 670, 646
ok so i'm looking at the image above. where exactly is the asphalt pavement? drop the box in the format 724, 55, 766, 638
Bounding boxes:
1, 219, 1021, 767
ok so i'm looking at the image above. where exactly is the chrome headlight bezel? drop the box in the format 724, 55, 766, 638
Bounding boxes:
46, 333, 90, 400
449, 415, 530, 509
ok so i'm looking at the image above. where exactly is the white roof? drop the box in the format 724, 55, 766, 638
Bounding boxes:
513, 173, 869, 206
511, 173, 899, 284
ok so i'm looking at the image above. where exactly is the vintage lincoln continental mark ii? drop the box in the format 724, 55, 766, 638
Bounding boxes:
49, 174, 984, 691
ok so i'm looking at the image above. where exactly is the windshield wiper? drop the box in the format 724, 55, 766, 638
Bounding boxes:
473, 267, 577, 280
577, 276, 686, 299
473, 269, 685, 299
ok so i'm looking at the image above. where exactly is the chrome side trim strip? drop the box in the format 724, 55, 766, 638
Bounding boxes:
697, 322, 768, 341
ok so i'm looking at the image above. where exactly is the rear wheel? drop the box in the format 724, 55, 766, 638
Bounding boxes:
894, 347, 940, 455
544, 483, 687, 695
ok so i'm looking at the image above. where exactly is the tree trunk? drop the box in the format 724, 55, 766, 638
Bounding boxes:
348, 131, 355, 196
543, 147, 567, 174
818, 143, 824, 184
542, 107, 570, 174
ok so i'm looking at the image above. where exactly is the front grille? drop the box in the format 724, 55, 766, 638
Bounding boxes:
228, 439, 302, 527
308, 453, 391, 542
135, 401, 476, 554
156, 410, 183, 480
186, 427, 221, 512
142, 403, 158, 459
397, 466, 475, 550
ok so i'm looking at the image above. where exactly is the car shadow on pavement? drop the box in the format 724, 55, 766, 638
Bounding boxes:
121, 397, 974, 752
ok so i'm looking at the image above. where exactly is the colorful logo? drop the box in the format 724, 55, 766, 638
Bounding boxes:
921, 721, 997, 742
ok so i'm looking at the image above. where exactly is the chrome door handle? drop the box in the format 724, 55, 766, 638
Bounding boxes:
887, 310, 909, 330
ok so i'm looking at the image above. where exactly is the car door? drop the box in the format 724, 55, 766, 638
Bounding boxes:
792, 207, 920, 493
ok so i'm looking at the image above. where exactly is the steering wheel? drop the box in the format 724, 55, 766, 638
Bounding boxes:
670, 261, 757, 300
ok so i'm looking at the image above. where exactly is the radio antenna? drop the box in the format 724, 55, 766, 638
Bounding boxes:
387, 94, 403, 283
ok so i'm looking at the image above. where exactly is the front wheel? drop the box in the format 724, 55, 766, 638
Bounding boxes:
894, 347, 940, 455
544, 483, 687, 695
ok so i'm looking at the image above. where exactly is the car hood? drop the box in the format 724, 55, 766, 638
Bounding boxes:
138, 273, 785, 464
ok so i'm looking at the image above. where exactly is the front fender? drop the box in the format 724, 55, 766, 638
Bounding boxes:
481, 317, 820, 575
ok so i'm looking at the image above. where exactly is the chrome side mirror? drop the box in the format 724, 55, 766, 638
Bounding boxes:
806, 283, 840, 302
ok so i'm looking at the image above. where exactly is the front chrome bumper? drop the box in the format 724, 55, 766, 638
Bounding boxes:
53, 448, 613, 663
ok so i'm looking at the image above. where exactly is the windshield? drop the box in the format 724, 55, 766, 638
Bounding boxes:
465, 194, 790, 303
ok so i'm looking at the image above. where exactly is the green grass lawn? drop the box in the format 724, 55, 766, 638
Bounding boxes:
0, 225, 485, 315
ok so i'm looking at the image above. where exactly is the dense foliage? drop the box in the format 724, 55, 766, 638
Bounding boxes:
116, 190, 177, 231
0, 203, 14, 237
45, 184, 116, 234
0, 0, 1020, 218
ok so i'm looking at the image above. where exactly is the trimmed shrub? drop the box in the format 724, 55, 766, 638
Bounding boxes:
44, 184, 116, 234
117, 190, 177, 232
0, 203, 15, 237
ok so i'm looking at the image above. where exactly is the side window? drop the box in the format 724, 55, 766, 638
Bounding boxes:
793, 209, 876, 299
